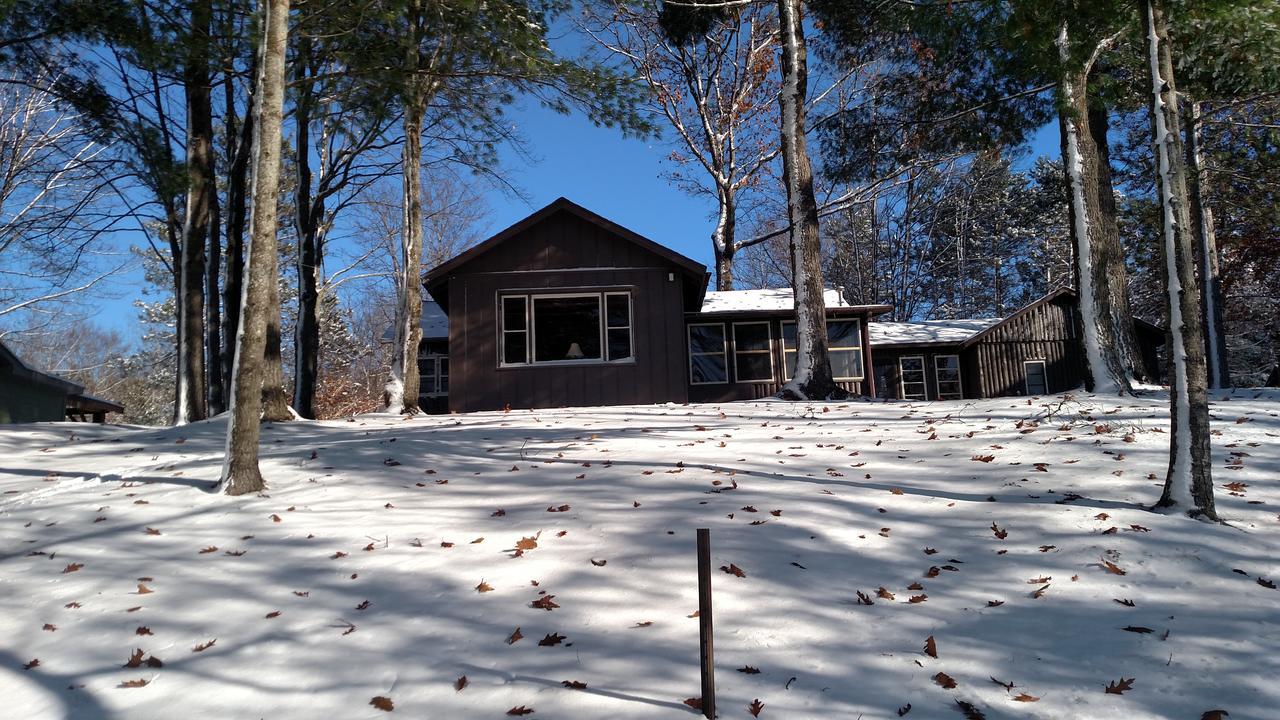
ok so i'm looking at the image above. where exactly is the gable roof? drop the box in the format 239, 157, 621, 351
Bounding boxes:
0, 339, 83, 394
381, 298, 449, 343
422, 197, 708, 290
958, 287, 1076, 348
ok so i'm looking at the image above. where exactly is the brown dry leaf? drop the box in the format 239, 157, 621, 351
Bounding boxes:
955, 700, 987, 719
856, 590, 874, 605
749, 698, 765, 717
1101, 558, 1127, 576
270, 514, 282, 523
23, 658, 39, 670
972, 455, 995, 463
370, 696, 394, 712
987, 600, 1004, 607
62, 563, 83, 574
538, 632, 566, 646
1095, 512, 1110, 520
515, 535, 539, 551
738, 666, 762, 674
1105, 678, 1135, 695
199, 546, 218, 554
720, 563, 746, 578
454, 676, 468, 692
42, 623, 56, 632
122, 648, 145, 668
470, 537, 484, 544
877, 587, 896, 600
924, 635, 938, 658
933, 672, 958, 689
192, 639, 216, 652
144, 527, 162, 536
561, 680, 588, 690
265, 610, 281, 619
590, 558, 607, 567
547, 504, 570, 513
909, 594, 928, 603
475, 580, 494, 593
896, 703, 912, 716
530, 595, 560, 611
1013, 693, 1040, 702
683, 698, 703, 710
990, 523, 1008, 540
907, 582, 924, 590
506, 706, 534, 716
1122, 626, 1153, 634
136, 584, 154, 595
1032, 584, 1050, 599
135, 626, 152, 636
1027, 576, 1052, 584
507, 627, 523, 645
119, 678, 149, 688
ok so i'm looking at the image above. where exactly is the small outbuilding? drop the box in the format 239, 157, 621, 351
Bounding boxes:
0, 340, 124, 423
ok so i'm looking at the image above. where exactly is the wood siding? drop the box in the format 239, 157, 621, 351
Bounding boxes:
969, 293, 1083, 398
441, 209, 693, 413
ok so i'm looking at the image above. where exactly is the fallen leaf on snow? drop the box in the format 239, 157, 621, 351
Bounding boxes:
370, 696, 394, 712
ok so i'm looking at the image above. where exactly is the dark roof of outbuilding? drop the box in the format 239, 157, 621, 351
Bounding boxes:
0, 339, 84, 394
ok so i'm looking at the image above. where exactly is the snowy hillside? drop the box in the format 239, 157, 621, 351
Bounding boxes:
2, 391, 1278, 719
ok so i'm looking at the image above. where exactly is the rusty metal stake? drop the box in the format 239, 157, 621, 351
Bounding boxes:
697, 527, 715, 719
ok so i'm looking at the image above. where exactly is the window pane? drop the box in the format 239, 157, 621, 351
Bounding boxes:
534, 296, 601, 362
689, 325, 725, 354
784, 351, 796, 379
828, 320, 860, 348
606, 294, 630, 327
691, 354, 727, 383
781, 323, 796, 350
607, 328, 632, 361
736, 353, 773, 382
439, 358, 448, 376
734, 323, 770, 352
1026, 362, 1047, 394
901, 357, 924, 373
831, 349, 862, 379
503, 331, 527, 365
502, 296, 526, 331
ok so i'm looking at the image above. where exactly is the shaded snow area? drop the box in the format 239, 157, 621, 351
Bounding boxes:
868, 319, 1002, 346
700, 288, 852, 313
2, 391, 1279, 720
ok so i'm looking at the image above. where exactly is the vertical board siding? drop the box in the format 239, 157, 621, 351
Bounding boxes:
972, 295, 1082, 397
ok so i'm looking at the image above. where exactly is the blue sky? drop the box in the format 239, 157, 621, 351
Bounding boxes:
86, 98, 1064, 343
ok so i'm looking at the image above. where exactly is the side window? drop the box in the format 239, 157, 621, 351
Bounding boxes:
732, 322, 774, 383
934, 354, 962, 400
827, 319, 864, 380
501, 296, 529, 365
605, 292, 633, 361
688, 324, 728, 384
1024, 360, 1048, 395
899, 356, 927, 400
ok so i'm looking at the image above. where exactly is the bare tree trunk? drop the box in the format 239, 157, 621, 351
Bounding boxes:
261, 272, 293, 421
292, 34, 321, 419
385, 7, 426, 415
776, 0, 842, 401
712, 188, 736, 291
176, 0, 214, 425
1182, 98, 1230, 389
1088, 100, 1146, 380
222, 55, 255, 406
1055, 22, 1133, 395
206, 188, 224, 414
1144, 0, 1216, 520
222, 0, 290, 496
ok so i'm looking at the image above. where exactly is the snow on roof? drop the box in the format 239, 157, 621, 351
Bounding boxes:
700, 287, 850, 314
380, 298, 449, 342
868, 318, 1001, 346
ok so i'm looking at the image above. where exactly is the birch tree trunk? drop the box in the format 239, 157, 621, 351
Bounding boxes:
386, 90, 425, 413
293, 35, 321, 419
1144, 0, 1216, 520
1055, 22, 1135, 395
176, 0, 214, 425
222, 0, 290, 496
1182, 98, 1230, 389
776, 0, 842, 401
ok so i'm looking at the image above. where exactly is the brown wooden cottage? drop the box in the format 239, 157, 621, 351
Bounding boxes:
420, 199, 1162, 413
0, 340, 124, 423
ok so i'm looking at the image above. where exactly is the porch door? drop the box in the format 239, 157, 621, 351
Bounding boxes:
873, 361, 898, 399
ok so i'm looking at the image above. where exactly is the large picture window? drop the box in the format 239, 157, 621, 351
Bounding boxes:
499, 292, 633, 366
934, 354, 962, 400
782, 318, 864, 381
733, 322, 774, 383
899, 356, 927, 400
688, 323, 727, 384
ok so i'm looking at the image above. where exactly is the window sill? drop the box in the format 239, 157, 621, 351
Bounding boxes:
498, 359, 637, 370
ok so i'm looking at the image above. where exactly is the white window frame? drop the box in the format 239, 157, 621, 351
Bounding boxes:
780, 318, 865, 381
604, 291, 633, 362
899, 355, 927, 401
419, 354, 449, 397
497, 291, 634, 368
1023, 359, 1048, 396
933, 354, 963, 400
732, 321, 775, 384
688, 322, 728, 385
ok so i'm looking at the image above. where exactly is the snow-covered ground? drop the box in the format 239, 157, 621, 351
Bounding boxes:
2, 390, 1278, 720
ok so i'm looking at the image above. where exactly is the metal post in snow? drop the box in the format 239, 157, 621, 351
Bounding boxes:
697, 527, 715, 719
